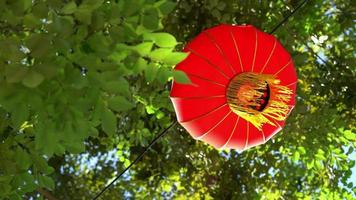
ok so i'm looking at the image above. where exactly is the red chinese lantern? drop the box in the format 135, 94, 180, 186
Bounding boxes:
170, 24, 297, 151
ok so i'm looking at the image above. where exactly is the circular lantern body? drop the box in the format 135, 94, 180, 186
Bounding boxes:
170, 24, 297, 151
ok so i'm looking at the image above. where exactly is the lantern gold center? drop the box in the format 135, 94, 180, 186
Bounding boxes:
226, 72, 293, 130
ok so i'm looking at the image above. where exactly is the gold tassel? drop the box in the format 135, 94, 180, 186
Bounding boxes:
226, 73, 292, 130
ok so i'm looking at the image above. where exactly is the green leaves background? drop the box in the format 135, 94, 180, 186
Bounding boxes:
0, 0, 188, 198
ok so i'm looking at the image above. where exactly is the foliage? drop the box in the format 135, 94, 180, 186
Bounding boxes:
0, 0, 355, 199
0, 0, 186, 198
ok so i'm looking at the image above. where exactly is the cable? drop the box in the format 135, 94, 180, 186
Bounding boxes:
269, 0, 309, 34
92, 121, 177, 200
92, 0, 310, 199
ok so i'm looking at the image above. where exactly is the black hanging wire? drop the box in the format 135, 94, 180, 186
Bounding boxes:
91, 0, 309, 199
269, 0, 309, 34
92, 121, 177, 200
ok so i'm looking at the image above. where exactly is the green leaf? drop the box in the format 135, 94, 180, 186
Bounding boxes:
343, 130, 355, 140
145, 105, 156, 114
11, 103, 29, 128
0, 181, 12, 197
22, 70, 44, 88
149, 48, 172, 61
157, 67, 173, 83
32, 2, 48, 18
110, 24, 137, 42
35, 121, 62, 156
101, 108, 117, 136
36, 63, 58, 79
162, 52, 189, 65
102, 78, 130, 97
144, 33, 177, 48
39, 176, 55, 190
157, 1, 176, 15
8, 194, 21, 200
315, 160, 323, 170
75, 7, 92, 24
142, 8, 159, 30
19, 173, 36, 193
50, 16, 74, 38
26, 34, 52, 58
119, 156, 125, 162
81, 0, 103, 10
23, 14, 41, 29
87, 33, 110, 54
5, 65, 28, 83
155, 111, 164, 119
149, 49, 188, 67
124, 159, 130, 168
108, 96, 134, 112
92, 99, 105, 126
9, 0, 32, 14
292, 151, 300, 162
0, 40, 24, 61
133, 57, 147, 73
315, 154, 326, 161
173, 70, 191, 84
122, 0, 141, 17
15, 148, 32, 170
65, 142, 85, 154
61, 1, 77, 14
131, 42, 154, 56
31, 155, 52, 175
145, 63, 158, 82
297, 147, 306, 155
163, 184, 172, 192
306, 160, 314, 170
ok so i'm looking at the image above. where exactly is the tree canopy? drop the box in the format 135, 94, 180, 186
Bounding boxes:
0, 0, 355, 199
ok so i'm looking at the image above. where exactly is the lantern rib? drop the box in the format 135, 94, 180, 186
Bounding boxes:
286, 81, 297, 87
219, 116, 240, 149
273, 59, 292, 76
202, 31, 236, 74
170, 95, 225, 100
195, 111, 232, 140
244, 122, 250, 150
259, 38, 277, 73
271, 118, 282, 129
287, 105, 295, 115
186, 73, 226, 87
261, 129, 266, 143
286, 81, 298, 87
251, 28, 258, 72
179, 103, 227, 124
230, 30, 244, 72
186, 47, 230, 79
265, 119, 283, 141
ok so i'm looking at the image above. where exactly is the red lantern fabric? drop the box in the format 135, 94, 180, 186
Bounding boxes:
170, 24, 297, 151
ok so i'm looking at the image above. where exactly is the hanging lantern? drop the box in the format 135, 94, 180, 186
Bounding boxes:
170, 24, 297, 151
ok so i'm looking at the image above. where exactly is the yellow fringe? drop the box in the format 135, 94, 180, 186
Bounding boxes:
226, 73, 292, 130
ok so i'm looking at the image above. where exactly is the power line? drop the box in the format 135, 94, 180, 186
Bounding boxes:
92, 121, 177, 200
92, 0, 309, 199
